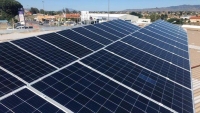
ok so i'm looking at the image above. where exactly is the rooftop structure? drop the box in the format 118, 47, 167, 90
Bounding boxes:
0, 20, 194, 113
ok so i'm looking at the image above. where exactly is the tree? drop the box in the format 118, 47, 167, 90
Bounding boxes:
29, 7, 39, 14
40, 9, 45, 14
72, 10, 77, 13
0, 0, 23, 21
149, 13, 160, 22
167, 18, 183, 24
130, 12, 143, 18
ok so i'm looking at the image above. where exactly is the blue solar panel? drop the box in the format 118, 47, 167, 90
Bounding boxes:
0, 88, 64, 113
0, 42, 56, 82
131, 32, 189, 59
0, 20, 193, 113
139, 28, 188, 51
33, 63, 172, 113
0, 69, 24, 97
108, 21, 134, 32
83, 25, 120, 41
149, 23, 187, 41
154, 21, 187, 37
81, 50, 193, 113
106, 42, 191, 88
145, 26, 188, 45
13, 37, 78, 68
101, 22, 131, 34
57, 30, 104, 51
122, 36, 190, 70
108, 21, 138, 32
71, 27, 113, 45
37, 33, 93, 58
93, 24, 126, 38
115, 19, 140, 29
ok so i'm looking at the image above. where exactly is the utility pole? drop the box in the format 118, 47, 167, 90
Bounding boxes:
108, 0, 110, 21
42, 1, 44, 15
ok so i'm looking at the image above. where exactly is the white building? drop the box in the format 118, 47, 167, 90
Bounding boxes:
180, 15, 191, 19
81, 11, 138, 24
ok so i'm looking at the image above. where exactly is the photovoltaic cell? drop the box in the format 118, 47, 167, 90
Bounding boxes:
0, 88, 64, 113
107, 21, 134, 32
32, 63, 172, 113
81, 50, 193, 113
83, 25, 120, 41
0, 69, 24, 97
122, 36, 190, 70
154, 22, 187, 37
106, 42, 191, 88
70, 27, 112, 45
13, 37, 78, 68
150, 23, 187, 41
145, 26, 188, 45
0, 42, 56, 82
101, 22, 131, 34
37, 33, 92, 58
93, 24, 126, 38
57, 30, 104, 51
131, 31, 189, 58
139, 28, 188, 51
115, 19, 140, 29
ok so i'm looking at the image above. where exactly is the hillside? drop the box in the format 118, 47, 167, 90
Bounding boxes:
125, 5, 200, 11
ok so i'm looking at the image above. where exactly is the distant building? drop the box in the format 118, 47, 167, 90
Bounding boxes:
190, 16, 200, 23
180, 15, 191, 19
134, 19, 151, 27
66, 13, 80, 19
81, 11, 138, 24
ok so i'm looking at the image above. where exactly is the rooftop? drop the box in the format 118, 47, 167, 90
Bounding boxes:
187, 29, 200, 113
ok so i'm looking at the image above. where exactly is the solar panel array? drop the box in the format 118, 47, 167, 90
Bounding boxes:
0, 19, 194, 113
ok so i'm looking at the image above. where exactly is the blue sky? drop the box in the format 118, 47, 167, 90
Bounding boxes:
17, 0, 199, 11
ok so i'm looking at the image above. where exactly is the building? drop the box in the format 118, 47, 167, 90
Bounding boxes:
190, 16, 200, 23
135, 19, 151, 27
66, 13, 80, 19
0, 20, 8, 29
180, 15, 191, 20
81, 11, 138, 24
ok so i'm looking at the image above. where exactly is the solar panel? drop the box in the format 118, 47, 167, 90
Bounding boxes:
0, 69, 24, 97
122, 36, 190, 70
131, 31, 189, 58
0, 20, 194, 113
108, 21, 137, 32
83, 25, 120, 41
37, 33, 93, 58
145, 25, 188, 45
81, 50, 193, 113
57, 30, 104, 50
139, 28, 188, 51
149, 23, 187, 41
115, 19, 140, 29
101, 22, 131, 34
33, 63, 172, 113
0, 42, 56, 82
105, 42, 191, 88
69, 27, 113, 45
12, 37, 78, 68
154, 21, 187, 36
0, 88, 65, 113
93, 24, 126, 37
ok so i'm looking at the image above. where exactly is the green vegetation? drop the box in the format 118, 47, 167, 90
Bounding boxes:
167, 18, 184, 24
0, 0, 23, 21
130, 12, 143, 18
29, 7, 39, 14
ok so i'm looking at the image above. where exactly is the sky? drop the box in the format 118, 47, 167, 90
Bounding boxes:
17, 0, 200, 11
